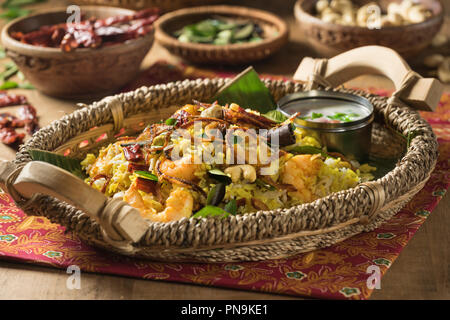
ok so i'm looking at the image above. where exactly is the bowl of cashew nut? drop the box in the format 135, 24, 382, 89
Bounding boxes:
294, 0, 444, 58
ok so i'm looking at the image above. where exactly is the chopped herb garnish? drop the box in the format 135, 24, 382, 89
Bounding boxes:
326, 112, 360, 122
255, 178, 276, 191
288, 145, 327, 157
165, 118, 177, 126
134, 170, 158, 181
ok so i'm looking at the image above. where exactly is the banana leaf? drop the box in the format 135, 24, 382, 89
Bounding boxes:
28, 149, 86, 179
211, 66, 277, 114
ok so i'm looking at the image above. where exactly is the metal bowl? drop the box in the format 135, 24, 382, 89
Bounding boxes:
278, 90, 374, 161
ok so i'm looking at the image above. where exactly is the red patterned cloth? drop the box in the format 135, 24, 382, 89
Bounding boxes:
0, 62, 449, 299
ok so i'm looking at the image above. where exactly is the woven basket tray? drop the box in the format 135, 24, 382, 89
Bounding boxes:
0, 46, 442, 263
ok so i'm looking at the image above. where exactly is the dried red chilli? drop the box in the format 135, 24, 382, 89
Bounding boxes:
0, 92, 39, 147
0, 128, 25, 145
135, 177, 158, 194
173, 110, 192, 127
0, 113, 24, 129
94, 8, 160, 28
11, 9, 160, 52
0, 92, 27, 108
123, 144, 144, 162
128, 163, 149, 172
17, 105, 39, 134
135, 177, 164, 203
61, 21, 102, 52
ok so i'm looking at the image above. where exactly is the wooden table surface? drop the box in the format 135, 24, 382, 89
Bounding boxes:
0, 0, 448, 300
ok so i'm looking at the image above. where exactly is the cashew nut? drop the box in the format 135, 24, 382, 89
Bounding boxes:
399, 0, 414, 17
380, 16, 394, 27
407, 4, 431, 23
437, 58, 450, 84
386, 12, 404, 26
229, 103, 240, 112
315, 0, 329, 13
387, 2, 402, 16
315, 0, 433, 27
200, 104, 223, 119
356, 2, 379, 27
224, 165, 257, 183
424, 54, 444, 68
322, 12, 341, 24
431, 34, 448, 47
330, 0, 352, 13
340, 10, 356, 25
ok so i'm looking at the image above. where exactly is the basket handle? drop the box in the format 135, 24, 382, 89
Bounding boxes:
293, 45, 443, 111
0, 160, 148, 247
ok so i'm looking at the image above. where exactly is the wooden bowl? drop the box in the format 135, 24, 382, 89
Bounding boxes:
294, 0, 444, 58
1, 6, 155, 99
154, 5, 289, 65
72, 0, 221, 12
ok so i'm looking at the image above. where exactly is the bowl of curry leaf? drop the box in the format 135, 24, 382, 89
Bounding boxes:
154, 5, 288, 65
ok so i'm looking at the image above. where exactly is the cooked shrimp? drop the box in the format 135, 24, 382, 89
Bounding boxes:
123, 183, 148, 212
151, 186, 193, 222
158, 155, 200, 182
124, 183, 193, 222
280, 154, 322, 202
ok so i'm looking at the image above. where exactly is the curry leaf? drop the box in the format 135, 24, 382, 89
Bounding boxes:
233, 23, 254, 40
18, 82, 34, 89
255, 178, 276, 191
0, 7, 31, 20
223, 199, 237, 215
264, 110, 288, 123
192, 205, 230, 218
208, 168, 231, 184
206, 183, 226, 206
0, 81, 18, 90
165, 118, 177, 126
288, 145, 327, 157
134, 170, 158, 182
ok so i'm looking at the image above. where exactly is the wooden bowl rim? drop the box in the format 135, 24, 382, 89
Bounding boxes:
154, 5, 289, 52
1, 5, 155, 58
294, 0, 444, 32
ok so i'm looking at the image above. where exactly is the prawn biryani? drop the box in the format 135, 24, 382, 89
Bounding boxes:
81, 102, 376, 222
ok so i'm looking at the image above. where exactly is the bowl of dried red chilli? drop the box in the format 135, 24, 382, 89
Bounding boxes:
1, 6, 159, 98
